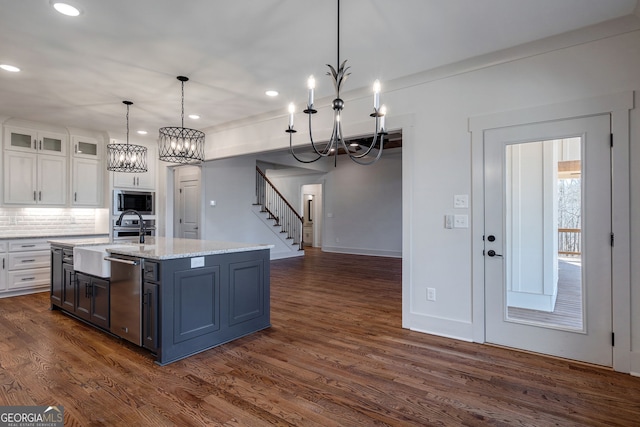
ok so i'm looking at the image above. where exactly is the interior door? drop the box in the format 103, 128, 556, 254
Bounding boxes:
178, 178, 201, 239
484, 114, 612, 366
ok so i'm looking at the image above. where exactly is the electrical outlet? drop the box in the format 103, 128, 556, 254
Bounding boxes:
454, 214, 468, 228
427, 287, 436, 301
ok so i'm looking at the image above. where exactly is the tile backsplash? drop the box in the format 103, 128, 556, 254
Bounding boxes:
0, 208, 109, 238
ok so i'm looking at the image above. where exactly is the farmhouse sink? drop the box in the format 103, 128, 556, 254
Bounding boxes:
73, 244, 135, 278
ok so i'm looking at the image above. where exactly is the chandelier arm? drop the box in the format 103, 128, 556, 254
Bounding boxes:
307, 110, 333, 158
348, 134, 385, 165
347, 117, 382, 159
288, 131, 322, 164
348, 134, 380, 159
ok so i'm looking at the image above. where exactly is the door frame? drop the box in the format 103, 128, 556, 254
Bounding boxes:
469, 91, 633, 372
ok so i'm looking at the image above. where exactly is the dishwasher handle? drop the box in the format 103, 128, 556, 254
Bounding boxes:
104, 256, 140, 266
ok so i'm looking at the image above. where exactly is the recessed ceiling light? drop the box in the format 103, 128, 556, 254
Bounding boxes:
0, 64, 20, 72
52, 2, 81, 17
188, 114, 200, 120
265, 90, 279, 97
137, 130, 148, 135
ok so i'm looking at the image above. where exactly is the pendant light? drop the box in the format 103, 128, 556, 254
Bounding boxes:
107, 101, 148, 173
286, 0, 387, 166
158, 76, 205, 164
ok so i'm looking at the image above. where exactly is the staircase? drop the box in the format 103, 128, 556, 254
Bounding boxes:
254, 166, 304, 251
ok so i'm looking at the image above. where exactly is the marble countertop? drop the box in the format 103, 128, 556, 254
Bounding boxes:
51, 236, 274, 260
48, 237, 114, 248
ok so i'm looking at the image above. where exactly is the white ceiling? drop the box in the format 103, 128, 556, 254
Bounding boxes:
0, 0, 637, 140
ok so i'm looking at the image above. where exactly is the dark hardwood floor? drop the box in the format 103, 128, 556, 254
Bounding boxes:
1, 248, 639, 426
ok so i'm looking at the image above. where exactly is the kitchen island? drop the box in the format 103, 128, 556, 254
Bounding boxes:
50, 237, 272, 365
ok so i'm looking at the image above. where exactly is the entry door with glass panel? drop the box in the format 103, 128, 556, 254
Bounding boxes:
484, 114, 612, 366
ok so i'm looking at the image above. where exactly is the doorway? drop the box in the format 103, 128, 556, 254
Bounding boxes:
483, 114, 612, 366
174, 165, 201, 239
301, 184, 322, 248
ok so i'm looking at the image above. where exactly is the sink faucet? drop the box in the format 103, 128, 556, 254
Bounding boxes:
115, 209, 146, 244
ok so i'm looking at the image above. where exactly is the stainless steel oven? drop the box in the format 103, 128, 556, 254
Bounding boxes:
113, 190, 155, 216
112, 219, 156, 241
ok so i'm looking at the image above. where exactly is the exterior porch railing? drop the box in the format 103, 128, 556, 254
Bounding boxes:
558, 228, 581, 256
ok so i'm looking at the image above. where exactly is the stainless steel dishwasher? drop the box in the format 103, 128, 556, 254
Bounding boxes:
106, 254, 142, 345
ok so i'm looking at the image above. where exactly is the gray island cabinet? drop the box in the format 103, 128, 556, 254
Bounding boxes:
49, 237, 272, 365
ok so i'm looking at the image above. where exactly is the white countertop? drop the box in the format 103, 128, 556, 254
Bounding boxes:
49, 237, 113, 247
54, 236, 273, 260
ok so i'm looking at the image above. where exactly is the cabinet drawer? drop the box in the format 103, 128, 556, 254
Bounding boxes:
143, 261, 159, 282
8, 250, 51, 270
9, 240, 50, 252
7, 268, 50, 290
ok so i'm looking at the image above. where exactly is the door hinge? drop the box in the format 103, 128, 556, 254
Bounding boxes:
610, 133, 613, 148
610, 233, 614, 247
612, 332, 615, 347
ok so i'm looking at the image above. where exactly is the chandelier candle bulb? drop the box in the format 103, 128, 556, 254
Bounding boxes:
288, 103, 295, 128
373, 80, 381, 109
307, 76, 315, 107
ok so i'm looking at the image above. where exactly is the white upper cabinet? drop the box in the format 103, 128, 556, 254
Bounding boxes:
71, 135, 103, 206
71, 135, 101, 159
3, 151, 67, 205
4, 126, 67, 156
72, 157, 102, 206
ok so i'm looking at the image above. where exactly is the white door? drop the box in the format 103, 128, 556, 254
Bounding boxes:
484, 114, 612, 366
178, 178, 200, 239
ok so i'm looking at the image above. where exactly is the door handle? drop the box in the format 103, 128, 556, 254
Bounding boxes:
487, 250, 503, 258
194, 226, 199, 230
104, 256, 139, 265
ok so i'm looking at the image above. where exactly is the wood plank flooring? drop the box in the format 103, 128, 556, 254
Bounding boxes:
1, 248, 640, 426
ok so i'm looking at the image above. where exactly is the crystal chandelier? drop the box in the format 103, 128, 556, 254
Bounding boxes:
286, 0, 387, 166
107, 101, 148, 173
158, 76, 205, 164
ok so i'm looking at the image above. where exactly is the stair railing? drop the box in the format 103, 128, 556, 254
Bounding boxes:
255, 166, 304, 250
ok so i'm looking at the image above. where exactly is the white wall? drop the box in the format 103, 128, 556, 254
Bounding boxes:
201, 24, 640, 374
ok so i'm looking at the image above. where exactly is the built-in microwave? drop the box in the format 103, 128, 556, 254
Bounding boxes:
113, 190, 155, 215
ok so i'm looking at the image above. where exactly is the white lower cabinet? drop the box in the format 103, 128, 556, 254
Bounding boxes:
0, 239, 50, 297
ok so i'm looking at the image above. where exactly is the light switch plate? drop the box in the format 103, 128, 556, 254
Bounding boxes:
454, 194, 469, 209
